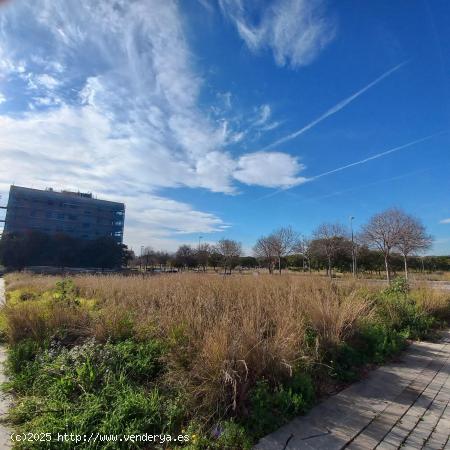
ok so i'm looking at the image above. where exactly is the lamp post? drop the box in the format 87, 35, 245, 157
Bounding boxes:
349, 216, 356, 277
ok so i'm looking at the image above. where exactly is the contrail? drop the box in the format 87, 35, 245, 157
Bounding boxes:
264, 61, 408, 150
305, 169, 427, 202
258, 131, 444, 200
309, 132, 442, 181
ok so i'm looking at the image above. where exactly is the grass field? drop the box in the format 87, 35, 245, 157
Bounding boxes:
1, 273, 450, 449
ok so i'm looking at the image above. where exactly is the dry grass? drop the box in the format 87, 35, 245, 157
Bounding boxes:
5, 273, 450, 422
4, 273, 379, 417
4, 272, 58, 294
411, 283, 450, 320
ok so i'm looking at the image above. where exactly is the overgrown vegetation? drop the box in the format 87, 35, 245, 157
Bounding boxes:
1, 273, 449, 449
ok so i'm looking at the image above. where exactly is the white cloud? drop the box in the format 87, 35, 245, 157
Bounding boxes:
0, 0, 308, 249
219, 0, 336, 68
34, 74, 60, 90
233, 151, 307, 188
254, 104, 271, 125
440, 219, 450, 224
0, 93, 5, 104
252, 104, 280, 132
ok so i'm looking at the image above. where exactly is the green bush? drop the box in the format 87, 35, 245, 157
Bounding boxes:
53, 279, 80, 306
7, 339, 179, 449
246, 372, 314, 437
214, 421, 252, 449
376, 279, 435, 339
330, 343, 363, 381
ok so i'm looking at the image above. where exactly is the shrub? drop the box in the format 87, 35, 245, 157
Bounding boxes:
7, 339, 178, 449
246, 372, 314, 437
53, 279, 80, 307
213, 421, 252, 449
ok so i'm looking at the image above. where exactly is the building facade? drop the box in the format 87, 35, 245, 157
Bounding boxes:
4, 186, 125, 244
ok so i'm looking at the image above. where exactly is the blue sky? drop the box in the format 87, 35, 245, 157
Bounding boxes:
0, 0, 449, 254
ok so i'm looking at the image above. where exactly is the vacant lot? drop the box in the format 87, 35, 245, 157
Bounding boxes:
1, 273, 450, 449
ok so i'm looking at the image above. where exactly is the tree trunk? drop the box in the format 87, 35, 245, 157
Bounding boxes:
328, 257, 332, 279
278, 256, 281, 275
384, 254, 391, 283
403, 255, 408, 280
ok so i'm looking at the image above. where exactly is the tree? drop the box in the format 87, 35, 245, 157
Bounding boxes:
152, 251, 170, 270
122, 246, 135, 267
253, 235, 277, 273
0, 231, 126, 270
239, 256, 258, 269
268, 226, 300, 274
293, 235, 312, 272
174, 245, 196, 270
196, 243, 211, 272
82, 237, 125, 269
312, 223, 348, 279
395, 212, 432, 280
215, 239, 242, 274
361, 208, 403, 283
142, 246, 155, 270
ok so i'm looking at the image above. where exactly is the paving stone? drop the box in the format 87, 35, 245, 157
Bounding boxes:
254, 332, 450, 450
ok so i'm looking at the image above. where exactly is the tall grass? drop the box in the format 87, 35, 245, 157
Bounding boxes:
3, 273, 450, 448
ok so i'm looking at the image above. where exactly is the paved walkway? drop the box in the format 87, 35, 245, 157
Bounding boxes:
0, 279, 11, 449
255, 331, 450, 450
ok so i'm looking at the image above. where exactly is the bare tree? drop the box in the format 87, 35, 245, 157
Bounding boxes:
396, 213, 432, 280
360, 208, 403, 283
313, 223, 347, 279
215, 239, 242, 274
154, 251, 170, 270
142, 246, 155, 271
294, 235, 312, 273
268, 226, 300, 274
253, 235, 277, 274
196, 243, 211, 272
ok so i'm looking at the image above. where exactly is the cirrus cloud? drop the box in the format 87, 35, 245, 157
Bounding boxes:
219, 0, 337, 68
0, 0, 307, 249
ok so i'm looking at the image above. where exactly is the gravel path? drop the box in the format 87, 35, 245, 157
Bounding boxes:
255, 331, 450, 450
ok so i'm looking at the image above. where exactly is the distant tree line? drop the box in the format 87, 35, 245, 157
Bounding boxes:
1, 208, 447, 279
138, 239, 247, 274
0, 231, 133, 270
252, 208, 435, 281
134, 209, 446, 281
